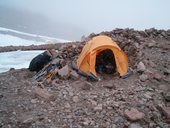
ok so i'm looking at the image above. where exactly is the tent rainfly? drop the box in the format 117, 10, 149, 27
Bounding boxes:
77, 35, 128, 77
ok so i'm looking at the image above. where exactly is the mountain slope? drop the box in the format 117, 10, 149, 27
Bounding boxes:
0, 6, 87, 40
0, 28, 170, 127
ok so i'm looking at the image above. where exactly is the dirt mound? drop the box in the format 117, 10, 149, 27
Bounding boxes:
0, 28, 170, 128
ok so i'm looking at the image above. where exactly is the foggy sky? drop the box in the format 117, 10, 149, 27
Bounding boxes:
0, 0, 170, 39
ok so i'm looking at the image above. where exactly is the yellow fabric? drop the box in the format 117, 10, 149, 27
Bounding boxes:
45, 40, 54, 44
77, 35, 128, 76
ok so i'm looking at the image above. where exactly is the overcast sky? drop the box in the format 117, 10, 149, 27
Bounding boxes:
0, 0, 170, 39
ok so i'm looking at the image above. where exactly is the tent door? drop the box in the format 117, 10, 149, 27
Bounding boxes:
95, 49, 116, 74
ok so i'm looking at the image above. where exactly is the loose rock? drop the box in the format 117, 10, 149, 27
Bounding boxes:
103, 83, 116, 89
90, 100, 97, 106
137, 62, 146, 73
35, 87, 52, 100
70, 70, 79, 80
124, 108, 144, 121
129, 123, 143, 128
159, 106, 170, 119
164, 92, 170, 102
139, 74, 148, 82
94, 104, 103, 111
81, 81, 92, 90
153, 72, 162, 81
58, 65, 70, 78
158, 84, 170, 91
72, 96, 79, 103
144, 92, 152, 100
31, 99, 37, 104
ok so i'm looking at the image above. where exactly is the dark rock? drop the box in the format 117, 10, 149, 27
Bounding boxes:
81, 81, 92, 90
164, 92, 170, 102
0, 94, 3, 99
163, 68, 170, 76
161, 31, 167, 37
9, 68, 15, 71
159, 106, 170, 119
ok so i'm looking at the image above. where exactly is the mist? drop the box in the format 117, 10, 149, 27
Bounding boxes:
0, 0, 170, 40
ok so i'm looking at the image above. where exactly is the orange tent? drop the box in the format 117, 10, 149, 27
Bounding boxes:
77, 35, 128, 77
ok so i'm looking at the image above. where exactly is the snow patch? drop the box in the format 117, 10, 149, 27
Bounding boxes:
0, 50, 44, 73
0, 34, 44, 46
0, 27, 71, 45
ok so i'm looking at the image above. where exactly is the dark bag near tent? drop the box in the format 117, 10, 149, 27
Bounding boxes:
29, 51, 52, 72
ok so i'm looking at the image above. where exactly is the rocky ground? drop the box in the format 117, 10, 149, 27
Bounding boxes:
0, 28, 170, 128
